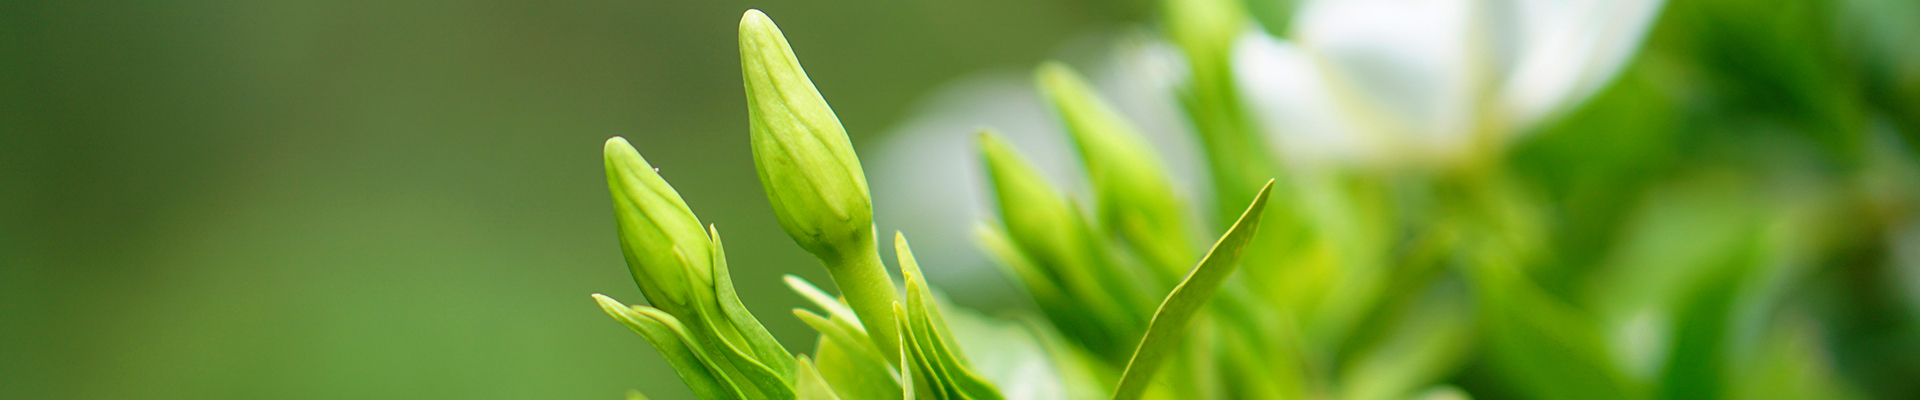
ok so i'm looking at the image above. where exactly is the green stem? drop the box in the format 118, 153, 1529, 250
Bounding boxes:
823, 238, 903, 367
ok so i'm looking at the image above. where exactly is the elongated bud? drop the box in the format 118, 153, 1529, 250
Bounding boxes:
739, 9, 875, 260
1036, 62, 1194, 278
739, 9, 901, 363
604, 137, 713, 315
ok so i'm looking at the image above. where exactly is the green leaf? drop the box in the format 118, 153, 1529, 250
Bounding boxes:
796, 356, 846, 400
709, 225, 796, 382
897, 233, 1006, 400
1111, 179, 1275, 400
973, 223, 1113, 355
1473, 250, 1647, 400
1335, 283, 1474, 400
795, 309, 901, 400
786, 275, 865, 333
593, 294, 739, 400
627, 389, 651, 400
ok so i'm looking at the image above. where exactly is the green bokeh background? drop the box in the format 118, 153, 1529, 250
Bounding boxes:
0, 1, 1139, 399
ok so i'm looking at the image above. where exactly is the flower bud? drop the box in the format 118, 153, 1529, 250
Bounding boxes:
739, 9, 875, 260
604, 136, 713, 315
739, 9, 902, 362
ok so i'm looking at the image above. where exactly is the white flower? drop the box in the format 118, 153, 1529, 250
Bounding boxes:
1236, 0, 1665, 167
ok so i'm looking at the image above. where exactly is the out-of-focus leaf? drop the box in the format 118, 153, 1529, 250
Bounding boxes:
1162, 0, 1280, 225
1022, 315, 1113, 400
627, 389, 651, 400
796, 356, 846, 400
1112, 179, 1275, 400
941, 300, 1068, 400
1474, 251, 1648, 400
975, 224, 1110, 355
1335, 281, 1473, 400
1727, 315, 1865, 400
1036, 61, 1194, 281
594, 294, 739, 400
978, 130, 1152, 359
1409, 386, 1471, 400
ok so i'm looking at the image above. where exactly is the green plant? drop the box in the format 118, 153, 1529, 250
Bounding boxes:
592, 1, 1910, 399
594, 10, 1275, 400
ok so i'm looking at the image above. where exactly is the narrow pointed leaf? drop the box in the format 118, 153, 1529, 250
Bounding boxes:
594, 294, 738, 400
693, 299, 798, 400
710, 225, 797, 381
898, 233, 1005, 400
1111, 179, 1275, 400
786, 274, 864, 332
796, 356, 846, 400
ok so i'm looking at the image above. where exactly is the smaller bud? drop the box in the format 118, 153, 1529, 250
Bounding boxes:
604, 137, 713, 315
739, 9, 875, 260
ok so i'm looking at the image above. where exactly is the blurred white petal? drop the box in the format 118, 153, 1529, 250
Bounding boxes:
1293, 0, 1480, 159
1233, 31, 1371, 165
1499, 0, 1665, 130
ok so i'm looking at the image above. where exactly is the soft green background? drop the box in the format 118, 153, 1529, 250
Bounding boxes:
0, 1, 1140, 399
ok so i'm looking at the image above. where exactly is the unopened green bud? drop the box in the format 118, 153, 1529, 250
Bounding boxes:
738, 9, 901, 364
604, 136, 713, 315
739, 9, 874, 260
1036, 62, 1194, 277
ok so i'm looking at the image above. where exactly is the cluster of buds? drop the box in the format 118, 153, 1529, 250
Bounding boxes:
595, 10, 1007, 400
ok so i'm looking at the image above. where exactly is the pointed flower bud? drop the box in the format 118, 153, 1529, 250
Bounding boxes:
738, 9, 902, 362
1036, 62, 1195, 278
604, 137, 713, 315
739, 9, 875, 260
